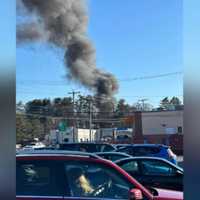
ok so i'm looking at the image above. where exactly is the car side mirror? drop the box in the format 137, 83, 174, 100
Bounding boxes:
176, 170, 182, 176
129, 188, 143, 200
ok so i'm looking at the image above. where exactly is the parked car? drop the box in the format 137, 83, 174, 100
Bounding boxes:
16, 151, 183, 200
22, 142, 46, 150
116, 144, 177, 164
95, 152, 131, 161
115, 157, 183, 191
59, 142, 116, 152
31, 146, 56, 150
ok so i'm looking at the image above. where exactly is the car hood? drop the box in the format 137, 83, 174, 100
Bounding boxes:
154, 188, 183, 200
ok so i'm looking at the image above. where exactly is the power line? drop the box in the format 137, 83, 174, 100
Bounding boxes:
119, 71, 183, 82
17, 71, 183, 86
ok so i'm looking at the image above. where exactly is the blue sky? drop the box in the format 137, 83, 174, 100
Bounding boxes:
16, 0, 183, 106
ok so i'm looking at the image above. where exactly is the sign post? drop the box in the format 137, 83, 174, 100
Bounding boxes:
58, 121, 67, 143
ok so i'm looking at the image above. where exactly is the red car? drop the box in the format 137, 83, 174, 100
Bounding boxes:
16, 151, 183, 200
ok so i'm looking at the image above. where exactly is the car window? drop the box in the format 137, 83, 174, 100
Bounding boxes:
102, 144, 115, 152
132, 147, 160, 156
98, 154, 125, 161
118, 147, 132, 154
82, 144, 97, 152
148, 147, 161, 154
119, 160, 140, 175
140, 160, 176, 176
16, 160, 65, 196
132, 147, 149, 156
60, 144, 79, 151
64, 160, 133, 199
110, 155, 126, 161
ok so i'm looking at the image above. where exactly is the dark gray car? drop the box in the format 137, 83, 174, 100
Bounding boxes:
115, 157, 183, 191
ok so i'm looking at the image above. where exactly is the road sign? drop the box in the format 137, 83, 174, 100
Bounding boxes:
58, 121, 67, 132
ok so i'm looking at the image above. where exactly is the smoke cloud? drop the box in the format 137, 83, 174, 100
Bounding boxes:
16, 0, 118, 97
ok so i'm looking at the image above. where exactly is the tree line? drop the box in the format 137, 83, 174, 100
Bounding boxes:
16, 96, 183, 144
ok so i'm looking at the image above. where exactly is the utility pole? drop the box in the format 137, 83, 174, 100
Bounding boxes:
85, 96, 93, 142
138, 99, 148, 111
68, 90, 80, 142
89, 98, 93, 142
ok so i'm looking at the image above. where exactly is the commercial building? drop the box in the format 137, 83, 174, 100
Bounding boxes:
133, 110, 183, 154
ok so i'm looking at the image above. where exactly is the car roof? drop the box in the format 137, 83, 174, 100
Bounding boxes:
115, 156, 183, 171
115, 156, 170, 162
16, 150, 100, 159
59, 142, 113, 145
96, 151, 130, 156
119, 144, 169, 148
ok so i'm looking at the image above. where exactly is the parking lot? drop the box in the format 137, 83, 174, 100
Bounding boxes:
16, 143, 184, 200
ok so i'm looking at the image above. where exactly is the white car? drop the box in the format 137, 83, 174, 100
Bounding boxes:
22, 142, 45, 150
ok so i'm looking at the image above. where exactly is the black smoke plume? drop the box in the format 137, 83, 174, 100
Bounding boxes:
17, 0, 118, 97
